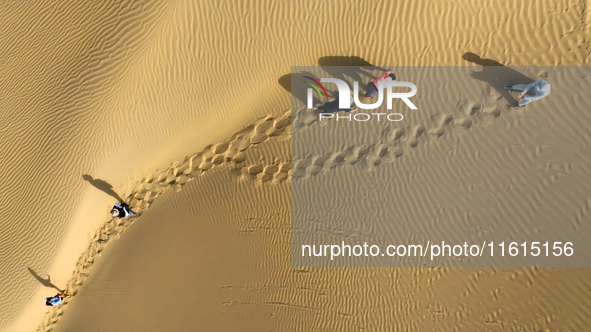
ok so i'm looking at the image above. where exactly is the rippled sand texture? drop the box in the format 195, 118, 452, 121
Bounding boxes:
0, 0, 589, 331
52, 117, 591, 331
291, 66, 591, 268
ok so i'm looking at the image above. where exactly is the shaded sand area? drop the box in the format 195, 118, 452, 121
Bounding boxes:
0, 0, 588, 331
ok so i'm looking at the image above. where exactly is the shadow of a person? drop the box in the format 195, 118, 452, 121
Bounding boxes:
279, 71, 330, 111
278, 73, 291, 95
82, 174, 122, 202
27, 267, 63, 292
462, 52, 535, 106
318, 56, 387, 91
279, 56, 388, 107
318, 56, 376, 67
289, 71, 335, 132
280, 56, 389, 132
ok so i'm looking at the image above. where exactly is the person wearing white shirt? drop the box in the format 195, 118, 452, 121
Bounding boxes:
504, 80, 551, 109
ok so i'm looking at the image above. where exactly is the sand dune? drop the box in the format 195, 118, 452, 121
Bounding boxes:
0, 0, 589, 331
291, 66, 591, 267
50, 112, 591, 330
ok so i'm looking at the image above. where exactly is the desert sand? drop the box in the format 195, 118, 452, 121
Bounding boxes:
290, 65, 591, 268
0, 0, 589, 331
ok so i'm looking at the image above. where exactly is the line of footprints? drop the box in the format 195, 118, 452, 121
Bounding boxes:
38, 97, 501, 331
292, 101, 500, 179
37, 111, 292, 332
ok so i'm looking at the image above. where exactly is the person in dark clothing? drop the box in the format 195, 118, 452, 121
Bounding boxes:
46, 291, 69, 306
362, 70, 396, 100
110, 202, 137, 218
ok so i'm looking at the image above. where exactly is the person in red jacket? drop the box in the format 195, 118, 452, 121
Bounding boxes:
361, 70, 397, 100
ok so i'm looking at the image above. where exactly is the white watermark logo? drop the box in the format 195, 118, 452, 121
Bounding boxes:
318, 112, 404, 122
306, 78, 418, 110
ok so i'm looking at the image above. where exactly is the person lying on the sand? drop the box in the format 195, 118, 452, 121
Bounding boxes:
45, 291, 69, 306
361, 70, 396, 100
313, 95, 358, 113
504, 80, 551, 109
110, 202, 137, 218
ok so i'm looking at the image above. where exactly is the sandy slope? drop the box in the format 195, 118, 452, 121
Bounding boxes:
51, 114, 591, 331
0, 0, 588, 331
291, 66, 591, 268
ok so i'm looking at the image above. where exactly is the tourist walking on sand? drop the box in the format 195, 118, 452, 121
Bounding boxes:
45, 291, 69, 306
504, 80, 551, 109
110, 202, 137, 218
361, 70, 396, 100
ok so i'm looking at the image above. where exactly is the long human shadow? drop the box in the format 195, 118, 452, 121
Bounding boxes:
279, 56, 390, 130
82, 174, 122, 202
462, 52, 535, 106
27, 267, 63, 292
289, 70, 339, 132
280, 72, 321, 111
278, 74, 291, 95
318, 56, 387, 91
278, 55, 388, 103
